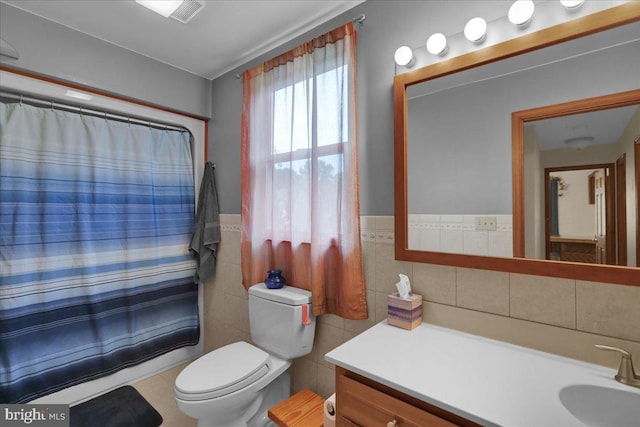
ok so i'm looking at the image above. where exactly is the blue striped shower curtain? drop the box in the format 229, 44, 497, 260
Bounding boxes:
0, 103, 199, 403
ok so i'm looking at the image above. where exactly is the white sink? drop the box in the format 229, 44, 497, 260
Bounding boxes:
559, 384, 640, 427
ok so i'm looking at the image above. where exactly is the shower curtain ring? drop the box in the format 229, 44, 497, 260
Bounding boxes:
19, 94, 23, 105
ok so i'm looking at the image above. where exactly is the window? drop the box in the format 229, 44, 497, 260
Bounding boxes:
241, 23, 367, 319
271, 66, 348, 241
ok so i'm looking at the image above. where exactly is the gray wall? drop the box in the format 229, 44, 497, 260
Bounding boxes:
0, 3, 211, 119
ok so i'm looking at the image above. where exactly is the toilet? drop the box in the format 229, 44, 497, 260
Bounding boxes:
174, 283, 316, 427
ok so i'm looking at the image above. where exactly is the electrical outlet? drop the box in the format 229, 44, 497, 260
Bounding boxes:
475, 216, 497, 231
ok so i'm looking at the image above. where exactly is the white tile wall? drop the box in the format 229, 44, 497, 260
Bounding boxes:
408, 214, 513, 257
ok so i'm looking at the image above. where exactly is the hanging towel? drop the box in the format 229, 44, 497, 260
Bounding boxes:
190, 161, 221, 283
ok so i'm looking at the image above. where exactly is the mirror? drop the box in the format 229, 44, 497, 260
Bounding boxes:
394, 4, 640, 285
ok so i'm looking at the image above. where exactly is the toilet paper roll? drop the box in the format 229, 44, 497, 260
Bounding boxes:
323, 393, 336, 427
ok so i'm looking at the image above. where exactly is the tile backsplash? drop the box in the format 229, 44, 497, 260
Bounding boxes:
205, 214, 640, 398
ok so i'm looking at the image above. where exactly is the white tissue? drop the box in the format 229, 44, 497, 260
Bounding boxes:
323, 393, 336, 427
395, 273, 412, 299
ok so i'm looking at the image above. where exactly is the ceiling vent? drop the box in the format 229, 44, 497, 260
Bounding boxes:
170, 0, 204, 24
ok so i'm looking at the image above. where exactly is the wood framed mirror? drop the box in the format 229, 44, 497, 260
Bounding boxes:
394, 3, 640, 286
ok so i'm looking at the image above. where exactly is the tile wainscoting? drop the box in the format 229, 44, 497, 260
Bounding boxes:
205, 214, 640, 399
408, 214, 513, 257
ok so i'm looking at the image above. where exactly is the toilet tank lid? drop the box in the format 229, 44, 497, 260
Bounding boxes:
249, 283, 311, 305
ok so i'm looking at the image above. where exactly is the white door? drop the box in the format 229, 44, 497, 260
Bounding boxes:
594, 169, 607, 264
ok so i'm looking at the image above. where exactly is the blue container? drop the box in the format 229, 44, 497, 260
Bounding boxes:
264, 269, 286, 289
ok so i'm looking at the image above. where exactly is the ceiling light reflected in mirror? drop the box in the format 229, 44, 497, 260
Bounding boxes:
563, 136, 595, 149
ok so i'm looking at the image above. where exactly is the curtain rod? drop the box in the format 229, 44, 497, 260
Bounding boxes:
235, 13, 366, 80
0, 90, 188, 133
353, 14, 366, 26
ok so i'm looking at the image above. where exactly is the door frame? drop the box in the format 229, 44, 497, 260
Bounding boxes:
635, 139, 640, 266
616, 153, 627, 265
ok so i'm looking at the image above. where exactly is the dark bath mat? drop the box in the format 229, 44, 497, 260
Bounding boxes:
70, 385, 163, 427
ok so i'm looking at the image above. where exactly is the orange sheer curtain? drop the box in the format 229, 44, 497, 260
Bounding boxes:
241, 22, 367, 320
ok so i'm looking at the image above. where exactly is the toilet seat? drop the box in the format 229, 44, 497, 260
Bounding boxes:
175, 341, 271, 401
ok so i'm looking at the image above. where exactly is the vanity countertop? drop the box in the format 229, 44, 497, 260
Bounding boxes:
325, 321, 640, 427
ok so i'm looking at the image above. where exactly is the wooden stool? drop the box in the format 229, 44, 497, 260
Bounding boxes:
268, 388, 325, 427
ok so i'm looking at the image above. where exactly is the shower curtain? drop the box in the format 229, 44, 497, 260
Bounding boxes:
0, 102, 199, 403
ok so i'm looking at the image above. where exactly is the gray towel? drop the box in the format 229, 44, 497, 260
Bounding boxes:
190, 161, 220, 284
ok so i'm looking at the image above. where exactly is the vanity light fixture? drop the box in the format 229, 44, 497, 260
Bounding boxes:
508, 0, 535, 28
395, 0, 583, 68
426, 33, 448, 56
464, 17, 488, 44
394, 46, 415, 67
560, 0, 585, 11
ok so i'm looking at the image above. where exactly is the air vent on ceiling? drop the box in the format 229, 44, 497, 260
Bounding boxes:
170, 0, 204, 24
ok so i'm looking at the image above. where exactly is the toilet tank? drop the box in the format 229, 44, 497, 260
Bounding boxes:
248, 283, 316, 359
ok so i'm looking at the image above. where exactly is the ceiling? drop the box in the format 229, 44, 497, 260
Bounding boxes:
529, 105, 638, 151
1, 0, 365, 80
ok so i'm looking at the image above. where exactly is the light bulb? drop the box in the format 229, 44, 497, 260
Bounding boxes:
426, 33, 448, 56
560, 0, 585, 10
394, 46, 414, 67
508, 0, 535, 28
464, 17, 487, 43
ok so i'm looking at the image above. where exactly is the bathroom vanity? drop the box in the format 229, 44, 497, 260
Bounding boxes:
334, 366, 472, 427
325, 321, 640, 426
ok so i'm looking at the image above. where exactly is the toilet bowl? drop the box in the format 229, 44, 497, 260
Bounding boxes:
174, 284, 316, 427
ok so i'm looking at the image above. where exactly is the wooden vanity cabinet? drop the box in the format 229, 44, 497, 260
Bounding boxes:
335, 366, 481, 427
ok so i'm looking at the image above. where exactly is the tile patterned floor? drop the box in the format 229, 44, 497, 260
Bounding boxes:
133, 363, 197, 427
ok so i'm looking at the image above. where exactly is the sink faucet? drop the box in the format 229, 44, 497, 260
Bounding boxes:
595, 345, 640, 388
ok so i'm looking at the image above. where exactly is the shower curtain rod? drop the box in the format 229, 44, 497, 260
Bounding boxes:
0, 90, 188, 133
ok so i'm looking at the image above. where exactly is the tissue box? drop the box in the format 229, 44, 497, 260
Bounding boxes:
387, 292, 422, 330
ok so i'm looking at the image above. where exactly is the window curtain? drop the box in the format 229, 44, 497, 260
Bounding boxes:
0, 102, 199, 403
241, 22, 367, 320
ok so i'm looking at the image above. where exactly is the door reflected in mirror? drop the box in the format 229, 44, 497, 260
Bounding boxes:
519, 96, 639, 267
545, 166, 611, 265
